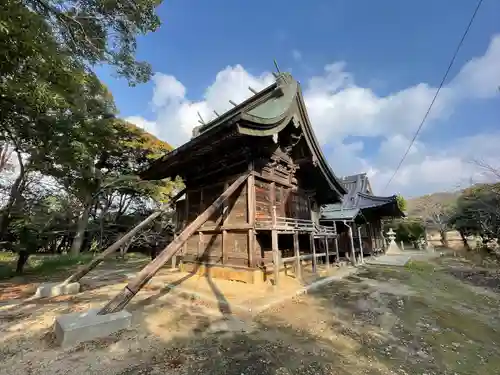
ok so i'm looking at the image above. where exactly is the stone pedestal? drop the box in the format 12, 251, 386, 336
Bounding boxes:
34, 282, 81, 298
54, 308, 132, 347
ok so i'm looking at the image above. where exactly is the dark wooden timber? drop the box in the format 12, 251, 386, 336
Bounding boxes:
64, 188, 186, 284
325, 237, 330, 268
97, 174, 249, 315
310, 233, 317, 273
357, 226, 364, 263
247, 162, 255, 267
347, 222, 356, 265
271, 229, 279, 286
293, 232, 301, 279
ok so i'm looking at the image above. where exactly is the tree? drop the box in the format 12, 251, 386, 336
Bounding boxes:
413, 195, 454, 247
43, 119, 177, 255
383, 218, 425, 246
0, 1, 117, 239
396, 194, 407, 212
26, 0, 163, 85
451, 183, 500, 250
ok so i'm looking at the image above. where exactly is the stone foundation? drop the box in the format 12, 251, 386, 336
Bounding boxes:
34, 282, 81, 298
54, 308, 132, 348
179, 262, 265, 284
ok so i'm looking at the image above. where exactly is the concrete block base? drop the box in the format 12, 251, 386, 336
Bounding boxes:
34, 282, 80, 298
54, 308, 132, 347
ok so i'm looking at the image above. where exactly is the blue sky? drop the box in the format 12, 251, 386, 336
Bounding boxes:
96, 0, 500, 198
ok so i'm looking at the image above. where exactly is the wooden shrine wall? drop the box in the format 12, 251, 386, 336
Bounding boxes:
176, 148, 316, 269
177, 174, 251, 268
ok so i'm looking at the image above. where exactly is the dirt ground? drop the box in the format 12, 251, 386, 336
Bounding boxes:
1, 252, 500, 375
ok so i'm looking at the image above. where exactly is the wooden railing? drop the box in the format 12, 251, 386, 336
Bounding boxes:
255, 217, 336, 236
255, 217, 314, 232
314, 222, 336, 236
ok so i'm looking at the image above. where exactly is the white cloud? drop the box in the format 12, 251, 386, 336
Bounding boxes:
125, 116, 158, 136
128, 35, 500, 197
292, 49, 302, 62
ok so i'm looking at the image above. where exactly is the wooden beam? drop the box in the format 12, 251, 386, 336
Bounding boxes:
247, 162, 255, 226
346, 221, 356, 266
310, 233, 317, 273
325, 237, 330, 269
187, 159, 248, 185
97, 173, 249, 315
198, 232, 204, 259
247, 162, 255, 267
183, 187, 189, 255
293, 232, 301, 280
248, 230, 255, 267
358, 226, 364, 264
271, 229, 279, 287
200, 223, 253, 231
334, 235, 340, 263
63, 188, 186, 284
222, 229, 227, 264
252, 171, 293, 188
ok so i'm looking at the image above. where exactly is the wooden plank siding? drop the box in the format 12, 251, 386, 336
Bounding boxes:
177, 149, 320, 271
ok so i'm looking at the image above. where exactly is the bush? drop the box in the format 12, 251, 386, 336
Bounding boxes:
384, 219, 426, 244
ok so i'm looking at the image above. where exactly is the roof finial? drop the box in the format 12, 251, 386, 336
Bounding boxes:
229, 100, 238, 107
213, 110, 220, 117
197, 111, 205, 125
248, 86, 258, 95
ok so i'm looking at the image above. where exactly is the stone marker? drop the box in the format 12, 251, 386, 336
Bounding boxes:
34, 282, 81, 298
54, 308, 132, 347
385, 228, 403, 255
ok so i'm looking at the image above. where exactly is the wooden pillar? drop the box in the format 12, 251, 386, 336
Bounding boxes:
310, 233, 317, 273
334, 237, 339, 263
325, 236, 330, 269
293, 232, 301, 280
172, 234, 177, 268
272, 230, 279, 286
333, 222, 340, 263
247, 163, 255, 267
183, 190, 189, 258
358, 226, 364, 264
222, 229, 227, 264
346, 221, 356, 266
271, 181, 279, 286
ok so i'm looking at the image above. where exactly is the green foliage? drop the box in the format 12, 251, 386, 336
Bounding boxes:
0, 0, 177, 273
25, 0, 164, 85
450, 183, 500, 241
396, 194, 407, 212
384, 218, 426, 244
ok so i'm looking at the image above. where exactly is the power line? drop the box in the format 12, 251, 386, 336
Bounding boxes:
383, 0, 484, 192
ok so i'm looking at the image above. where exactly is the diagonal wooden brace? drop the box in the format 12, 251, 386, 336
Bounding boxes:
63, 188, 186, 285
97, 173, 249, 315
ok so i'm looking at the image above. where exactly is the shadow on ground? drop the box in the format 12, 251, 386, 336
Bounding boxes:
2, 253, 500, 374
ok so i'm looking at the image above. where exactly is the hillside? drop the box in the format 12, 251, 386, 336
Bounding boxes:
406, 190, 461, 218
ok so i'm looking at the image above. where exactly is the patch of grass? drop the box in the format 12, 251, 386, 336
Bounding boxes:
330, 257, 500, 374
0, 251, 150, 281
404, 259, 436, 273
0, 252, 97, 281
0, 251, 16, 279
27, 253, 95, 276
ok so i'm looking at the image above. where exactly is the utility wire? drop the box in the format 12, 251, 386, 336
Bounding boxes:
383, 0, 484, 192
